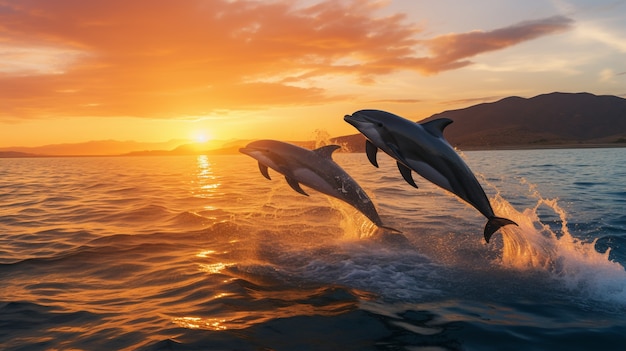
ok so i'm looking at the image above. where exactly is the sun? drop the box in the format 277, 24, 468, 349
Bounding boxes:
192, 130, 212, 143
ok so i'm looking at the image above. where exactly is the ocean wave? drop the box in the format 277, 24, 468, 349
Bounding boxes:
2, 152, 626, 350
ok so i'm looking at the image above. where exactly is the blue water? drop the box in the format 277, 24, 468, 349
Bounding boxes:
1, 148, 625, 350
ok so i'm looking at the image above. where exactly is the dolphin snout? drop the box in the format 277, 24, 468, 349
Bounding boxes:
344, 112, 371, 129
239, 146, 257, 155
344, 114, 360, 127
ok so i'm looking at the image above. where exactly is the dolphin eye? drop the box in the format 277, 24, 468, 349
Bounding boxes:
377, 122, 383, 127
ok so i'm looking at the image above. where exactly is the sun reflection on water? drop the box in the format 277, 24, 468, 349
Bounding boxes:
193, 155, 221, 199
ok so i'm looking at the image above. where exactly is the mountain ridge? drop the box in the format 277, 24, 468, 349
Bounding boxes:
421, 91, 626, 148
335, 92, 626, 152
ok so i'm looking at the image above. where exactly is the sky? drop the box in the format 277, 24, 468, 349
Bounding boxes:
1, 0, 625, 148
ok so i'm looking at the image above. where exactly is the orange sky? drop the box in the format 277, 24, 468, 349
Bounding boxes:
1, 0, 625, 148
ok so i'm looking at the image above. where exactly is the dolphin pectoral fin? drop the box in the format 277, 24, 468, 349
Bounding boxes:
484, 217, 518, 243
397, 162, 418, 188
258, 162, 271, 180
285, 176, 309, 196
365, 140, 379, 168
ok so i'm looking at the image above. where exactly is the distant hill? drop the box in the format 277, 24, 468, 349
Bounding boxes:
0, 139, 188, 156
123, 139, 317, 156
422, 92, 626, 148
338, 92, 626, 151
0, 151, 41, 158
122, 142, 247, 156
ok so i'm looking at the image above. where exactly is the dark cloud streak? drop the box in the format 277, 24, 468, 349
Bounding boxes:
413, 15, 575, 74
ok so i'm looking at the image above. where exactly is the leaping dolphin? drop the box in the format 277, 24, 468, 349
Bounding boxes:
239, 139, 399, 233
344, 110, 517, 242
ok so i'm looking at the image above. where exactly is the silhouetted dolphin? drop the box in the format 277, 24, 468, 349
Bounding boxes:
240, 139, 399, 232
344, 110, 517, 242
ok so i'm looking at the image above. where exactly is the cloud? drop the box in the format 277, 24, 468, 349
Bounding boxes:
576, 22, 626, 53
0, 0, 418, 119
0, 44, 87, 75
599, 68, 626, 83
368, 98, 421, 104
411, 15, 575, 74
0, 0, 574, 121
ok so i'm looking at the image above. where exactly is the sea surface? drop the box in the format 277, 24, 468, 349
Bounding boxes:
1, 148, 625, 351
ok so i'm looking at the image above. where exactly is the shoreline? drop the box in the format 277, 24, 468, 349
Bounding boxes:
1, 143, 625, 158
452, 142, 626, 151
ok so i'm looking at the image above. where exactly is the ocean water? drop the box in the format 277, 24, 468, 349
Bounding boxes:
1, 148, 625, 351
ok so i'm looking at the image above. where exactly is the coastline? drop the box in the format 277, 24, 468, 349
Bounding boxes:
1, 142, 625, 158
452, 142, 626, 151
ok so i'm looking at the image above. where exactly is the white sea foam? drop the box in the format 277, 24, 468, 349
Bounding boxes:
494, 186, 626, 305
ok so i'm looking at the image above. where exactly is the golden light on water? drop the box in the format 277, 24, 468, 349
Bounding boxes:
196, 155, 212, 176
198, 262, 234, 274
193, 155, 221, 199
196, 250, 217, 258
172, 317, 228, 331
196, 248, 234, 274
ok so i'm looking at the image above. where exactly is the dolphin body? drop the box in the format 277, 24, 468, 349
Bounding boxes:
239, 139, 399, 232
344, 109, 517, 242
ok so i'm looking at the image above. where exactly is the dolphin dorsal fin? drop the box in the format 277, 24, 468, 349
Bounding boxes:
421, 118, 453, 138
313, 144, 341, 159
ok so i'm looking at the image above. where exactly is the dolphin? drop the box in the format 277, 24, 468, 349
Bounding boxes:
344, 109, 517, 242
239, 139, 399, 232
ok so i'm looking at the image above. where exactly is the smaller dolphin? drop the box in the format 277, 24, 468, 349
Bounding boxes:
239, 139, 399, 232
344, 110, 517, 242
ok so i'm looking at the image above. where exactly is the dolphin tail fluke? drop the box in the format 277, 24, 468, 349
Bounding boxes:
484, 217, 518, 243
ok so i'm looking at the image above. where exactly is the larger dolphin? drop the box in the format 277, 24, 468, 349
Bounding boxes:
239, 139, 399, 232
344, 110, 517, 242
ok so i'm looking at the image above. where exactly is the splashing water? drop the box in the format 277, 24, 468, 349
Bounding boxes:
336, 204, 380, 240
491, 183, 626, 304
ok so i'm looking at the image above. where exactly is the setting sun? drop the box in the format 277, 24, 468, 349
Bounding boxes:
193, 131, 212, 144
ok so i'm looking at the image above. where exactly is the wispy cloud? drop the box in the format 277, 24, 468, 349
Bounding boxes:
411, 15, 574, 74
0, 0, 574, 121
599, 68, 626, 83
0, 44, 87, 75
368, 98, 422, 104
580, 23, 626, 53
